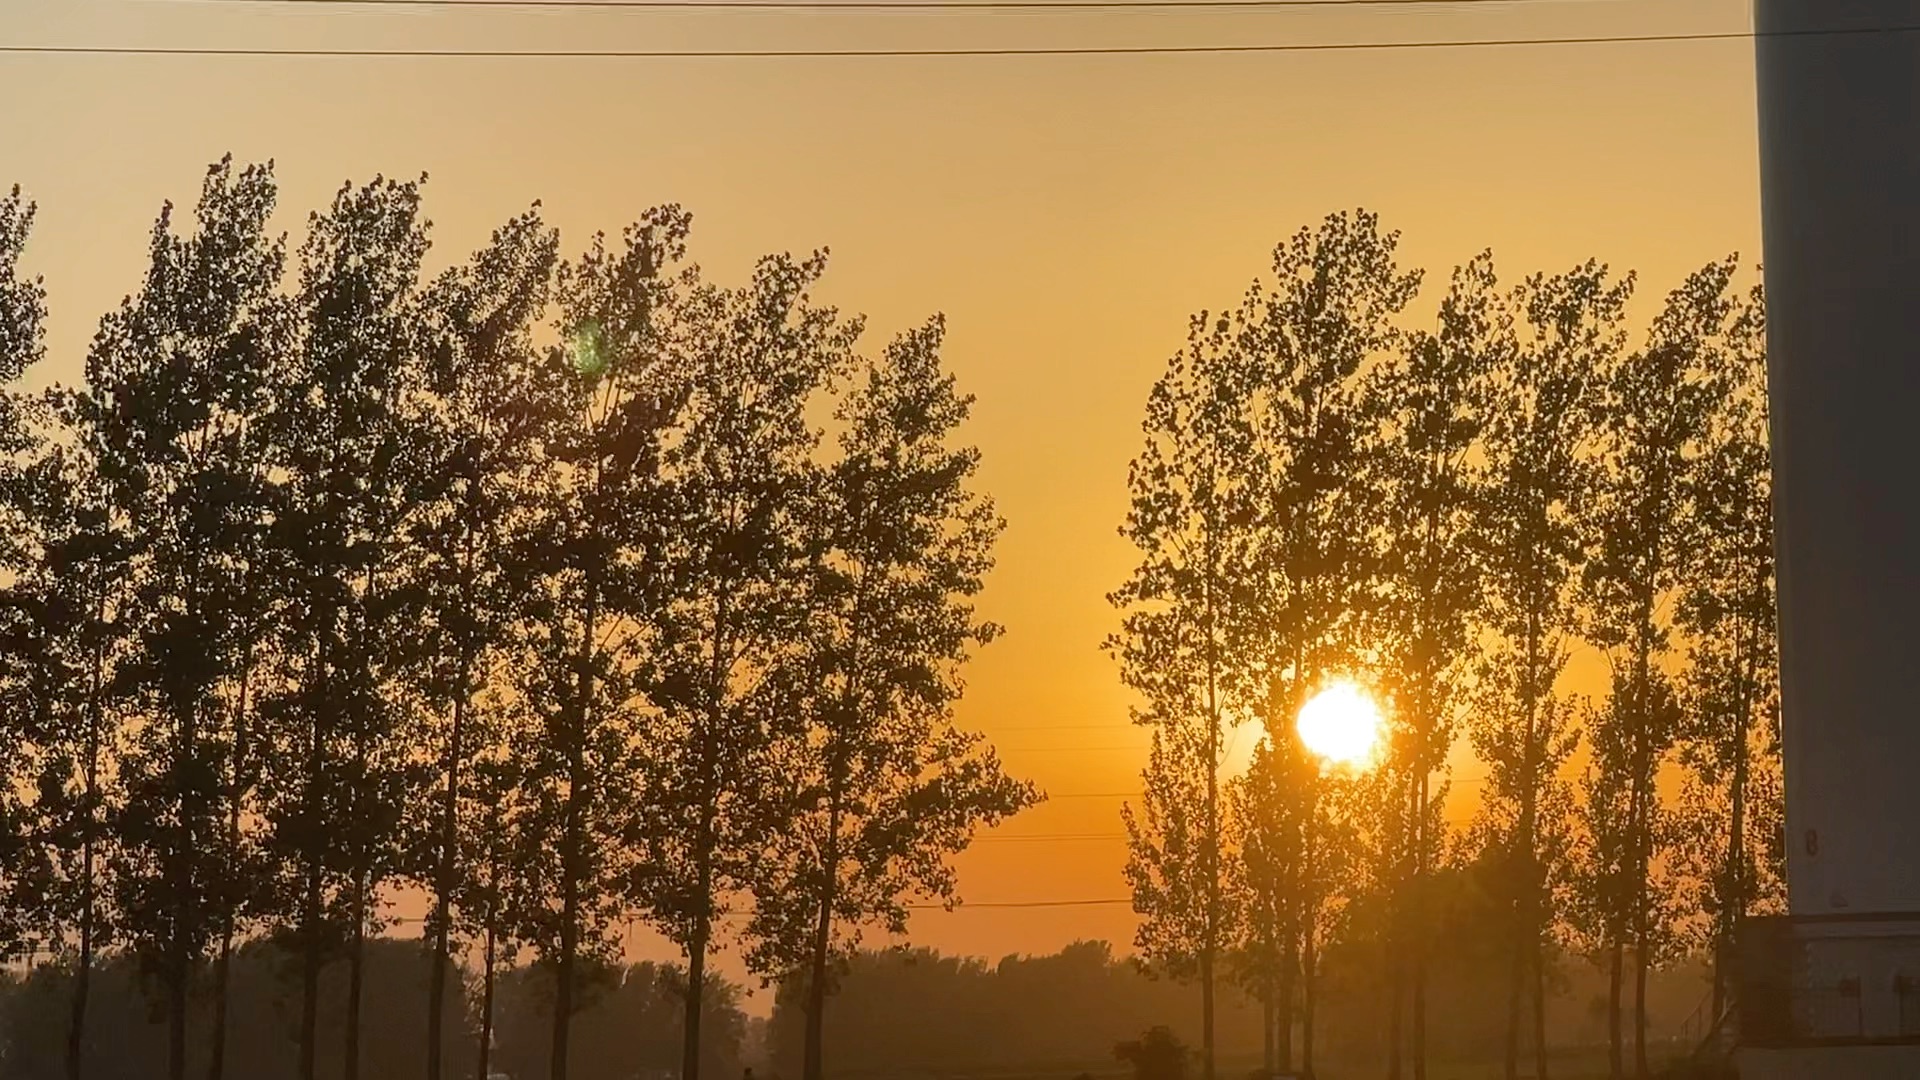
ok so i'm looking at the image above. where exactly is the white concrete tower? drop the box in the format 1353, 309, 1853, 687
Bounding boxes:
1743, 2, 1920, 1076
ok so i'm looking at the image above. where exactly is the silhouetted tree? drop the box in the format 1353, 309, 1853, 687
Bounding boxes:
631, 249, 855, 1080
66, 158, 284, 1080
1363, 252, 1499, 1080
402, 204, 562, 1080
747, 316, 1037, 1080
1239, 211, 1416, 1075
513, 210, 689, 1080
490, 958, 750, 1080
1110, 274, 1260, 1080
1469, 259, 1631, 1080
257, 174, 431, 1080
1673, 274, 1778, 1026
1578, 258, 1733, 1080
0, 182, 71, 1063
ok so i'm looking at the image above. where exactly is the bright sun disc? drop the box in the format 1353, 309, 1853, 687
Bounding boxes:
1296, 682, 1383, 769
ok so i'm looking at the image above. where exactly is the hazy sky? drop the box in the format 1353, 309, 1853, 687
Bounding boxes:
3, 0, 1762, 1008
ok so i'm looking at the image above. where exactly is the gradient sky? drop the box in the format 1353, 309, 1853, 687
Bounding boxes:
3, 0, 1762, 1008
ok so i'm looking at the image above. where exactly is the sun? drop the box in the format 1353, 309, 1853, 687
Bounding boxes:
1296, 681, 1384, 769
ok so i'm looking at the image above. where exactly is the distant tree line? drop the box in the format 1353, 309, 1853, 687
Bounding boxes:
1110, 211, 1778, 1080
759, 919, 1714, 1080
0, 160, 1038, 1080
0, 943, 752, 1080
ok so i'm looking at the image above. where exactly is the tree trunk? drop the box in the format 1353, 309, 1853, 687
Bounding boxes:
347, 870, 367, 1080
299, 854, 322, 1080
209, 640, 251, 1080
554, 551, 601, 1080
1504, 921, 1524, 1080
803, 808, 841, 1080
299, 620, 333, 1080
168, 701, 198, 1080
1277, 926, 1297, 1071
1262, 985, 1276, 1078
1302, 920, 1317, 1077
1200, 949, 1216, 1080
67, 860, 93, 1080
1531, 938, 1550, 1080
1301, 783, 1318, 1077
478, 923, 498, 1080
208, 918, 234, 1080
683, 908, 711, 1080
1412, 770, 1429, 1080
427, 678, 469, 1080
1633, 926, 1649, 1080
1607, 938, 1623, 1080
67, 630, 103, 1080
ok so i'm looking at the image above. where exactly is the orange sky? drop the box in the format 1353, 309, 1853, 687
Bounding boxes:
2, 0, 1762, 1009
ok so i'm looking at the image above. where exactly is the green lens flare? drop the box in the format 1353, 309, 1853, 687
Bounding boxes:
570, 319, 608, 376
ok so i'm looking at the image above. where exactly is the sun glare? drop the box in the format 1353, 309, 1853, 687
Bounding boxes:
1296, 681, 1384, 769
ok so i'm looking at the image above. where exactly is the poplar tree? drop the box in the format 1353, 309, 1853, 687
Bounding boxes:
404, 206, 561, 1080
259, 175, 430, 1080
1469, 260, 1630, 1080
1675, 276, 1778, 1026
1363, 253, 1499, 1080
74, 158, 284, 1080
745, 317, 1037, 1080
1579, 259, 1733, 1080
632, 250, 857, 1080
516, 209, 690, 1080
1241, 211, 1416, 1077
1110, 294, 1257, 1080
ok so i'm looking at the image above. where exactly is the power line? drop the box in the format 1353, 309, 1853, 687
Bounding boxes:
0, 29, 1817, 59
175, 0, 1634, 11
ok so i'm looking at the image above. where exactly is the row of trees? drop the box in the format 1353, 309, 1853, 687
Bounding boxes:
0, 942, 754, 1080
0, 160, 1037, 1080
1110, 211, 1779, 1080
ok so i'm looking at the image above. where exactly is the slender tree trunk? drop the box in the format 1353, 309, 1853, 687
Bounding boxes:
683, 896, 711, 1080
68, 845, 94, 1080
300, 619, 334, 1080
1630, 646, 1652, 1080
1298, 777, 1319, 1077
208, 921, 234, 1080
477, 923, 498, 1080
685, 580, 733, 1080
209, 639, 252, 1080
1277, 925, 1297, 1071
1262, 983, 1276, 1079
67, 616, 104, 1080
1509, 625, 1543, 1080
1412, 769, 1429, 1080
169, 697, 200, 1080
554, 546, 601, 1080
1717, 736, 1749, 1026
1607, 938, 1623, 1080
1531, 938, 1550, 1080
300, 852, 322, 1080
1200, 950, 1216, 1080
427, 665, 470, 1080
346, 870, 367, 1080
1387, 793, 1406, 1080
1301, 800, 1317, 1079
803, 804, 841, 1080
1632, 910, 1649, 1080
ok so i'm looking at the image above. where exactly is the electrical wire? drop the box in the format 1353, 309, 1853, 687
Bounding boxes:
169, 0, 1641, 11
16, 23, 1918, 59
0, 31, 1771, 58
